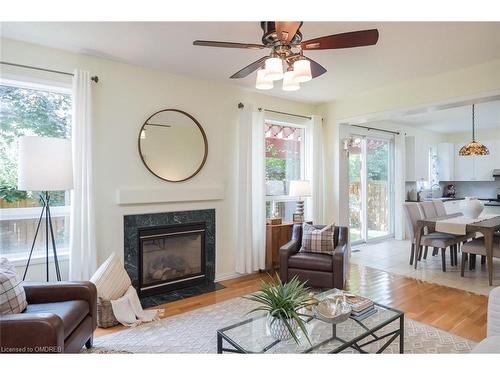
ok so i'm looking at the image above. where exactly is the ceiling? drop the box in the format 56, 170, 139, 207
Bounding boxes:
380, 99, 500, 133
1, 22, 500, 103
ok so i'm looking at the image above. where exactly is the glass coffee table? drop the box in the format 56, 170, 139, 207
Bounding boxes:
217, 289, 404, 354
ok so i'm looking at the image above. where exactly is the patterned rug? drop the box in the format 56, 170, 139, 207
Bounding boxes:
87, 297, 475, 354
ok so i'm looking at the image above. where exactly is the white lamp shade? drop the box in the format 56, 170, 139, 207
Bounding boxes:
289, 180, 311, 197
293, 59, 312, 83
255, 69, 273, 90
282, 70, 300, 91
17, 136, 74, 191
264, 57, 283, 81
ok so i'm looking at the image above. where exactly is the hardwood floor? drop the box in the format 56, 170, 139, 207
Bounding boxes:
96, 264, 488, 342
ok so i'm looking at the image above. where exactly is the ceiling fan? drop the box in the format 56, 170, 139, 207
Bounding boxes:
193, 22, 379, 91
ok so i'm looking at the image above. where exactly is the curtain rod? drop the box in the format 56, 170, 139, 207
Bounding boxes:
1, 61, 99, 83
350, 124, 400, 135
237, 102, 311, 120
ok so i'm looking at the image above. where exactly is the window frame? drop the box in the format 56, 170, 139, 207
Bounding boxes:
0, 77, 72, 263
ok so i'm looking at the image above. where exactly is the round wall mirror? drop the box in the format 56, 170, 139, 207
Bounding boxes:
138, 109, 208, 182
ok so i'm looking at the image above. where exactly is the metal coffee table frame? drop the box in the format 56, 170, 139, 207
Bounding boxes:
217, 302, 404, 354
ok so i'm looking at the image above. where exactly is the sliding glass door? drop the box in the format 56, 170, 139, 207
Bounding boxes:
348, 134, 394, 244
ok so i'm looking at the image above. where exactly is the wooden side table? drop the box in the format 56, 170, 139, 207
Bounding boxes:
265, 222, 295, 271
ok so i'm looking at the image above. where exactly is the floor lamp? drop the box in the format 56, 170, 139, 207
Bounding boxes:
18, 136, 73, 282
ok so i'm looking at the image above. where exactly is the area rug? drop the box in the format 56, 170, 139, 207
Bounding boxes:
86, 297, 475, 354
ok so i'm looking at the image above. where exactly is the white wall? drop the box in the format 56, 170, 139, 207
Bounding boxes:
318, 58, 500, 223
1, 37, 316, 281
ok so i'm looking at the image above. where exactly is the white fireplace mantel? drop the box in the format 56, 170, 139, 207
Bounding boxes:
116, 185, 225, 205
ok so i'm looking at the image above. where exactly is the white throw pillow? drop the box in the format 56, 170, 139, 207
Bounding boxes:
0, 258, 28, 314
90, 252, 131, 300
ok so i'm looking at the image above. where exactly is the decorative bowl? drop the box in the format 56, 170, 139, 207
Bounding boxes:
460, 197, 484, 219
312, 296, 352, 324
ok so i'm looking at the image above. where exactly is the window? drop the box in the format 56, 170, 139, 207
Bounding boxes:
265, 121, 306, 222
0, 80, 72, 260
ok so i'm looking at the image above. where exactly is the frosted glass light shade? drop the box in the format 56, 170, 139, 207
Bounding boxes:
264, 57, 283, 81
18, 136, 74, 191
289, 180, 311, 197
293, 59, 312, 83
282, 70, 300, 91
255, 69, 273, 90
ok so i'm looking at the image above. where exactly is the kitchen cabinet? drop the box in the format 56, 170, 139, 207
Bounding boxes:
406, 136, 429, 181
437, 143, 454, 181
443, 200, 462, 214
451, 140, 498, 181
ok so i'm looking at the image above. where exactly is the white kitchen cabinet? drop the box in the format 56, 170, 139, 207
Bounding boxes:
437, 143, 454, 181
454, 140, 498, 181
443, 200, 462, 214
406, 136, 429, 181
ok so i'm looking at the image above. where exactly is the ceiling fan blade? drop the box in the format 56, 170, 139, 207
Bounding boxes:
275, 21, 302, 43
301, 29, 379, 50
303, 57, 327, 78
230, 56, 269, 79
193, 40, 265, 50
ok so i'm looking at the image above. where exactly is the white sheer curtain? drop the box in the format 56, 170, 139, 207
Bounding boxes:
69, 70, 97, 280
235, 104, 266, 274
306, 115, 325, 224
394, 132, 406, 240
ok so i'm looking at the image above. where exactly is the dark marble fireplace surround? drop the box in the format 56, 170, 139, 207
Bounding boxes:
124, 209, 223, 308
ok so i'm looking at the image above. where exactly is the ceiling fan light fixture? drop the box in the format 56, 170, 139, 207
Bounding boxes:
255, 69, 273, 90
293, 59, 312, 83
458, 104, 490, 156
282, 70, 300, 91
264, 57, 283, 81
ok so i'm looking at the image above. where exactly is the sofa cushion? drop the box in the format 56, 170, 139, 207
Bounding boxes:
288, 253, 332, 272
25, 300, 89, 339
0, 258, 27, 315
90, 252, 131, 300
300, 223, 335, 254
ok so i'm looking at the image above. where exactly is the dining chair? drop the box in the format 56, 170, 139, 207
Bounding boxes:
433, 200, 447, 217
403, 203, 465, 271
461, 236, 500, 278
419, 201, 438, 220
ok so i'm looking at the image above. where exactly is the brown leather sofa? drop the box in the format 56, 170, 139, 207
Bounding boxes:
0, 281, 97, 353
280, 224, 349, 289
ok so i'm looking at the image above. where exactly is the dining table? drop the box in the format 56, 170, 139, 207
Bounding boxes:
414, 213, 500, 286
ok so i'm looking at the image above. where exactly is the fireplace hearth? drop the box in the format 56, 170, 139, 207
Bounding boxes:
124, 209, 222, 307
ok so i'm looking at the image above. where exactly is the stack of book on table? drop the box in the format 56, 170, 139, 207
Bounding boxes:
345, 294, 376, 320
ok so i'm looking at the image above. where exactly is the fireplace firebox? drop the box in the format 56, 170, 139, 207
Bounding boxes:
138, 222, 206, 297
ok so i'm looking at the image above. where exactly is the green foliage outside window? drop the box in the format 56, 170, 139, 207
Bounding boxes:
0, 85, 71, 205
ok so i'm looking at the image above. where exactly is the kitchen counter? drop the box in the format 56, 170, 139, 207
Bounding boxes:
405, 197, 500, 206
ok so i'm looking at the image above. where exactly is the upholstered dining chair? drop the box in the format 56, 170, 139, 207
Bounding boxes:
433, 200, 448, 217
461, 235, 500, 278
403, 203, 471, 271
419, 201, 438, 219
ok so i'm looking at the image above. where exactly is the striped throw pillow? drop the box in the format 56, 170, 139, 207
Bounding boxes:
0, 258, 27, 315
90, 253, 132, 300
300, 223, 335, 254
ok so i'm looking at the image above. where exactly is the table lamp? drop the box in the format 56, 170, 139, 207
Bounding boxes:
289, 180, 311, 216
18, 136, 73, 282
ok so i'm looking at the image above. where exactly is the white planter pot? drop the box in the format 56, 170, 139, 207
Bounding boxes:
460, 198, 484, 219
267, 315, 298, 341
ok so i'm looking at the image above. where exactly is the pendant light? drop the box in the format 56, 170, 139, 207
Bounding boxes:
282, 70, 300, 91
264, 57, 283, 81
458, 104, 490, 156
293, 59, 312, 83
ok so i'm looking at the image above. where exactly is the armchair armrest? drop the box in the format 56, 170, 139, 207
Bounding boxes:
0, 313, 64, 353
487, 286, 500, 337
332, 243, 350, 290
24, 281, 97, 330
279, 239, 300, 282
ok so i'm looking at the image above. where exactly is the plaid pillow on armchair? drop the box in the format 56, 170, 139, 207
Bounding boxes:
300, 223, 336, 254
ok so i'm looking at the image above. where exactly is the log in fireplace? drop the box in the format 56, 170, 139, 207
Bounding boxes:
138, 222, 206, 297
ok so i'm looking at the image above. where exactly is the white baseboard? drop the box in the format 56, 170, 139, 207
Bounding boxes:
214, 272, 240, 282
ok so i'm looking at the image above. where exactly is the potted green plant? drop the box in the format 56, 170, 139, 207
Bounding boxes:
245, 275, 311, 344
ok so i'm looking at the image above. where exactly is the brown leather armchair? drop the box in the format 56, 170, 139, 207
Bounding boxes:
0, 281, 97, 353
280, 224, 349, 289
